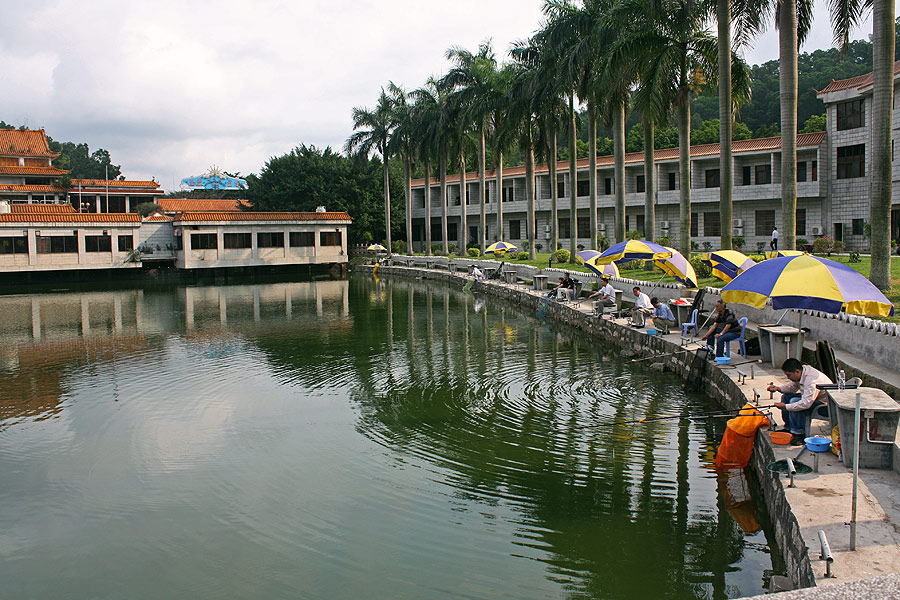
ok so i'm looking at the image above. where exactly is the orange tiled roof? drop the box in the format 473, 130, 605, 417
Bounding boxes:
143, 214, 173, 222
72, 179, 161, 188
9, 204, 76, 214
72, 187, 162, 195
158, 198, 251, 213
0, 184, 59, 192
173, 211, 352, 223
411, 132, 827, 186
0, 129, 58, 158
0, 165, 69, 176
0, 213, 141, 224
818, 61, 900, 94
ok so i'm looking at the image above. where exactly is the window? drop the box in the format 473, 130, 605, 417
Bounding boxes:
837, 99, 865, 131
742, 166, 752, 186
224, 232, 252, 249
852, 218, 865, 236
577, 216, 590, 236
796, 209, 806, 236
36, 235, 77, 253
797, 162, 807, 183
604, 177, 613, 195
837, 144, 865, 179
705, 169, 720, 188
704, 212, 721, 237
290, 232, 315, 247
690, 213, 698, 237
557, 179, 565, 197
502, 186, 514, 202
811, 160, 818, 181
191, 233, 217, 250
320, 231, 342, 246
84, 235, 111, 252
558, 217, 570, 239
755, 210, 775, 237
509, 220, 521, 239
257, 232, 284, 248
636, 175, 645, 194
117, 235, 133, 252
834, 222, 844, 241
635, 214, 645, 235
755, 164, 771, 185
577, 179, 589, 197
668, 172, 677, 191
0, 236, 28, 254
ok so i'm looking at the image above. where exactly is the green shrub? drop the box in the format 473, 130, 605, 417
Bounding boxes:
756, 241, 766, 253
691, 241, 699, 251
522, 240, 530, 250
621, 259, 643, 271
732, 236, 745, 250
468, 247, 481, 257
796, 238, 809, 247
391, 240, 406, 254
535, 243, 543, 252
577, 244, 585, 251
702, 241, 713, 251
812, 237, 833, 254
657, 234, 673, 247
748, 254, 766, 263
690, 255, 711, 279
626, 229, 642, 240
430, 244, 443, 255
554, 248, 570, 263
448, 243, 457, 255
516, 251, 530, 260
832, 240, 846, 253
598, 234, 610, 251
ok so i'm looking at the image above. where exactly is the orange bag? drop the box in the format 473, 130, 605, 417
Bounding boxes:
715, 404, 770, 469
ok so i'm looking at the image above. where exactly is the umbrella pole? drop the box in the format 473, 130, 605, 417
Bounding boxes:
775, 309, 789, 325
644, 272, 666, 298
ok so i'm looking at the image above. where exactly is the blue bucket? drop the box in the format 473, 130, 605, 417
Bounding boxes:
646, 329, 657, 336
804, 437, 831, 452
715, 356, 731, 365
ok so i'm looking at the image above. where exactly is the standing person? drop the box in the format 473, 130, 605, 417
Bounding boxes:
699, 299, 741, 357
771, 226, 779, 251
767, 358, 833, 445
649, 297, 676, 334
630, 286, 653, 327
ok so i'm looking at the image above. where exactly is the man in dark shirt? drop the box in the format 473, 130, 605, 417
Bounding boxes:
700, 300, 741, 357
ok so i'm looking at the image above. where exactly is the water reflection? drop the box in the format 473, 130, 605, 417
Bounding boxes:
0, 276, 774, 599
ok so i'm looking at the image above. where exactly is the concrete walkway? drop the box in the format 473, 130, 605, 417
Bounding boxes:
371, 263, 900, 593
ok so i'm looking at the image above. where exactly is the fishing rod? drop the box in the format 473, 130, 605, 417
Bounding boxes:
630, 342, 706, 362
472, 404, 777, 442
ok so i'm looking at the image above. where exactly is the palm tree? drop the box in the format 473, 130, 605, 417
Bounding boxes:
489, 65, 515, 244
387, 82, 414, 253
346, 89, 396, 250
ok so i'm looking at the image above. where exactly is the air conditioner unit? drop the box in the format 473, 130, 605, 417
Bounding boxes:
660, 221, 671, 230
811, 226, 822, 236
544, 232, 551, 240
733, 219, 743, 228
598, 223, 607, 233
544, 225, 551, 233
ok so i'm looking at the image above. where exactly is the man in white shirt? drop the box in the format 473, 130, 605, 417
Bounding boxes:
588, 276, 617, 314
470, 265, 484, 281
771, 227, 779, 251
630, 286, 653, 327
767, 358, 833, 444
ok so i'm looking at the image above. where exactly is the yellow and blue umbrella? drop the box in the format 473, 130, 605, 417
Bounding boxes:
590, 239, 672, 265
367, 243, 387, 252
654, 247, 698, 288
577, 250, 620, 278
701, 250, 756, 283
575, 250, 603, 264
721, 254, 894, 317
485, 241, 518, 256
764, 250, 806, 260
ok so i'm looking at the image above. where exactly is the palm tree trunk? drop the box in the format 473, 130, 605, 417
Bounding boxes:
424, 158, 432, 255
643, 117, 656, 245
779, 0, 798, 251
614, 101, 626, 244
870, 0, 895, 290
526, 141, 536, 259
549, 127, 559, 255
677, 88, 692, 258
496, 149, 504, 243
459, 147, 467, 256
718, 0, 733, 251
404, 152, 413, 254
440, 147, 448, 255
589, 103, 598, 250
478, 130, 487, 253
568, 95, 578, 262
382, 144, 392, 252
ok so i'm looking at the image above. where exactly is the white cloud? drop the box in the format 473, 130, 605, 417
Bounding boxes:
0, 0, 889, 190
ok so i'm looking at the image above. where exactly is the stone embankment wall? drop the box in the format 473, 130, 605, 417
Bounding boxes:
361, 263, 817, 590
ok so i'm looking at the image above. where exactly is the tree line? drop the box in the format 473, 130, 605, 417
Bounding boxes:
342, 0, 895, 290
0, 122, 122, 183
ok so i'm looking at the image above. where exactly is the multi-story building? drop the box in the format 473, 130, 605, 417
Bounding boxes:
409, 64, 900, 253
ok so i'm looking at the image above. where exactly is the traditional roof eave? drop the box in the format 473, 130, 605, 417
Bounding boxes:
0, 213, 142, 224
172, 211, 352, 225
816, 60, 900, 95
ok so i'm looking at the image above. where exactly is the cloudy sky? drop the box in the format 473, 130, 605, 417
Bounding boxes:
0, 0, 880, 192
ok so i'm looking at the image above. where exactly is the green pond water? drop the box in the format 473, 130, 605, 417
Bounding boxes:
0, 275, 778, 599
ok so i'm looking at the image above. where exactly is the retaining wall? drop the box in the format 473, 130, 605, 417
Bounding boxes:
362, 263, 817, 590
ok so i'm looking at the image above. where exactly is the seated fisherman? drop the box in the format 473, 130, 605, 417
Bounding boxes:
550, 277, 567, 300
649, 297, 676, 333
588, 277, 617, 313
699, 299, 740, 357
767, 358, 833, 445
469, 265, 484, 281
630, 286, 653, 327
559, 272, 576, 301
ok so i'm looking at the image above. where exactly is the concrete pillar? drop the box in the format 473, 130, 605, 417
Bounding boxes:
315, 282, 323, 317
251, 227, 258, 260
125, 196, 130, 212
81, 297, 90, 335
27, 229, 37, 265
31, 297, 41, 340
283, 227, 290, 258
217, 228, 224, 261
77, 229, 86, 265
185, 287, 195, 331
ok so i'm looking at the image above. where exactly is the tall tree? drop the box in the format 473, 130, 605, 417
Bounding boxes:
346, 88, 396, 250
388, 82, 415, 252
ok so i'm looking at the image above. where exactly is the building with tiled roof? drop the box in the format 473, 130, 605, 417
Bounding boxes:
157, 198, 251, 214
408, 62, 898, 253
0, 129, 69, 205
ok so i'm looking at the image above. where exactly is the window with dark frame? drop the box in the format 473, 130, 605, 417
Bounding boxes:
0, 236, 28, 254
558, 217, 570, 239
755, 164, 771, 185
690, 213, 698, 237
755, 210, 775, 237
852, 218, 865, 236
811, 160, 818, 181
117, 235, 134, 252
635, 214, 645, 235
604, 177, 613, 195
742, 166, 752, 185
320, 231, 342, 246
190, 233, 217, 250
577, 179, 589, 197
509, 220, 521, 239
84, 235, 112, 252
837, 144, 865, 179
503, 186, 515, 202
289, 232, 315, 247
577, 216, 590, 236
636, 175, 645, 193
668, 172, 677, 191
257, 232, 284, 248
705, 169, 720, 188
703, 212, 721, 237
836, 99, 865, 131
795, 209, 806, 236
797, 162, 807, 183
224, 232, 252, 249
36, 235, 78, 253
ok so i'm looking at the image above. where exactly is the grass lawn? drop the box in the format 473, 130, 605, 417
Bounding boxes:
439, 251, 900, 321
